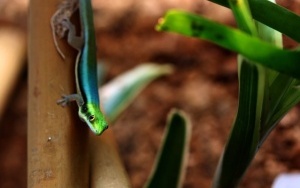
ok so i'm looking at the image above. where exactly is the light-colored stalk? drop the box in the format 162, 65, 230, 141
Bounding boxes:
90, 129, 131, 188
0, 27, 26, 118
28, 0, 89, 187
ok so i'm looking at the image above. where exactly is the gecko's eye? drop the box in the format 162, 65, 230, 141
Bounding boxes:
89, 115, 95, 122
82, 106, 88, 112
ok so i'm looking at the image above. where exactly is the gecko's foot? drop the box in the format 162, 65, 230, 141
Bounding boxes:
57, 95, 71, 107
57, 93, 83, 107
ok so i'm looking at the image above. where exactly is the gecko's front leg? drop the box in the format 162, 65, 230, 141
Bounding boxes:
57, 94, 84, 107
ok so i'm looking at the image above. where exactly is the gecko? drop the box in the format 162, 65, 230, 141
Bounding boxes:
51, 0, 108, 135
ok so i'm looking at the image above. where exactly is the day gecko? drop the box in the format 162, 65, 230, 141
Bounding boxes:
51, 0, 108, 135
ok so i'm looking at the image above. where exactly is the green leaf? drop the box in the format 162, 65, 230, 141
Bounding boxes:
211, 2, 267, 186
209, 0, 300, 42
100, 63, 173, 122
208, 0, 300, 186
144, 109, 191, 188
259, 76, 300, 144
156, 4, 300, 188
212, 59, 262, 188
156, 10, 300, 79
227, 0, 257, 35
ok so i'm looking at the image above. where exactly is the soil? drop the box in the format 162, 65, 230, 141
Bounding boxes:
1, 0, 300, 188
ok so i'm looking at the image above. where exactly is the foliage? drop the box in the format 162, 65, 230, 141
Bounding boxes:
144, 109, 191, 188
156, 0, 300, 187
98, 63, 190, 187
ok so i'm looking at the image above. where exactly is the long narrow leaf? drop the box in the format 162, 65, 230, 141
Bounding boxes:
144, 109, 191, 188
209, 0, 300, 42
100, 63, 173, 122
251, 0, 300, 147
212, 1, 265, 187
213, 59, 262, 188
260, 81, 300, 146
228, 0, 257, 35
156, 10, 300, 79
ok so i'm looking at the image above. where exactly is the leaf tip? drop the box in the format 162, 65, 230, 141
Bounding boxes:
155, 17, 166, 31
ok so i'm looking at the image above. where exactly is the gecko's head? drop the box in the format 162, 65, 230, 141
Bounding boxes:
78, 103, 108, 135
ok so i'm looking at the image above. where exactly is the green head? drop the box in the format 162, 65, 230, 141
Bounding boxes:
78, 103, 108, 135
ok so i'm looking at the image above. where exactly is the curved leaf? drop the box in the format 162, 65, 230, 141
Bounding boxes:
156, 10, 300, 79
100, 63, 173, 122
210, 0, 300, 42
144, 109, 191, 188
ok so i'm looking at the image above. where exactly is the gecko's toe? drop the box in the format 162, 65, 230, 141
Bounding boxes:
57, 97, 69, 107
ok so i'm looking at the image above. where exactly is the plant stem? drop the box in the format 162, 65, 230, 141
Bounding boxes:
0, 27, 26, 118
28, 0, 89, 187
89, 129, 131, 187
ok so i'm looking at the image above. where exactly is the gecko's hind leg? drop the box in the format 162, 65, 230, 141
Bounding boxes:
60, 19, 84, 51
51, 0, 80, 58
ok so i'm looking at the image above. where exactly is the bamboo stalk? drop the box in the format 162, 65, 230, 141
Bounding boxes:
90, 129, 131, 188
28, 0, 89, 187
0, 27, 26, 118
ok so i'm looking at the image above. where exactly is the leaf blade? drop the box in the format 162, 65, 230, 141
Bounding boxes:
144, 109, 191, 188
209, 0, 300, 42
100, 63, 173, 122
156, 10, 300, 79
